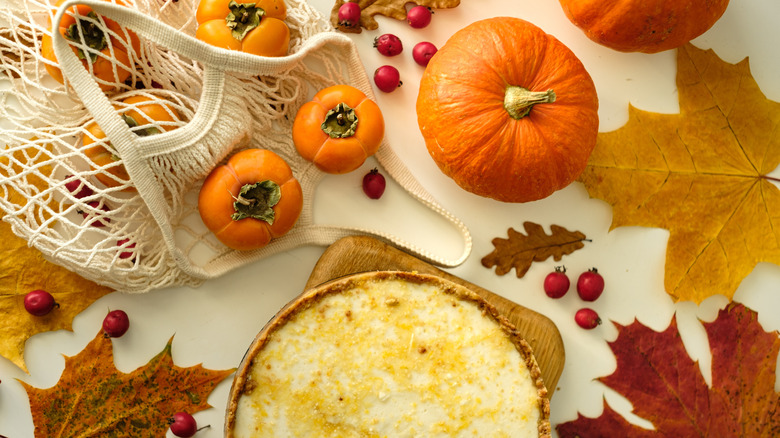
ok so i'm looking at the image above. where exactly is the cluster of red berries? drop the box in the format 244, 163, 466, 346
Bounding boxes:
543, 267, 605, 330
64, 175, 138, 261
337, 2, 438, 93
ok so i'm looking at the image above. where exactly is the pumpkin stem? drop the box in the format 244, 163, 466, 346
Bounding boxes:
231, 180, 281, 223
226, 0, 265, 41
504, 86, 556, 120
321, 102, 358, 138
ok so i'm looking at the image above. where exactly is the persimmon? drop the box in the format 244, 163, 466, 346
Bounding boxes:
82, 95, 179, 190
292, 84, 384, 174
198, 148, 303, 251
40, 0, 141, 91
195, 0, 290, 57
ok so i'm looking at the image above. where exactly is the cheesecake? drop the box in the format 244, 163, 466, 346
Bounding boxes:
225, 271, 551, 437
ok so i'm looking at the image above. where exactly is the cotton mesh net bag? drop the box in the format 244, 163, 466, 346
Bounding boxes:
0, 0, 471, 293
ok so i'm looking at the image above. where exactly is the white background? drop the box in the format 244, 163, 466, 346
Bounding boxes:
1, 0, 779, 436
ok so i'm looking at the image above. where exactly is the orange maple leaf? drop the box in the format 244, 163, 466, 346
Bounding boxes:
20, 330, 234, 437
556, 303, 780, 436
579, 43, 780, 303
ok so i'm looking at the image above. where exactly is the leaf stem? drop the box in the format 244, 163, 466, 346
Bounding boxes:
764, 175, 780, 183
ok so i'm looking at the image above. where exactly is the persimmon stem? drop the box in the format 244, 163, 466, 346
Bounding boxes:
504, 86, 556, 119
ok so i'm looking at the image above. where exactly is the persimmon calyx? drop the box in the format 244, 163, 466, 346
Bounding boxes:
321, 102, 358, 138
231, 180, 281, 223
122, 114, 161, 137
504, 86, 556, 119
226, 0, 265, 40
64, 12, 107, 63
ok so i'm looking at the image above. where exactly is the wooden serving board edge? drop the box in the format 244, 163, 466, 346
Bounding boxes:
304, 235, 565, 398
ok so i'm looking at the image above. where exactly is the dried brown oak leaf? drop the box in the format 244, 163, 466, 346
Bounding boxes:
0, 143, 113, 373
482, 221, 588, 277
556, 303, 780, 437
330, 0, 460, 33
20, 330, 234, 437
579, 43, 780, 304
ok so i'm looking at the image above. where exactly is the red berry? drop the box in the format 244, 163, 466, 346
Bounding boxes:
24, 290, 58, 316
412, 41, 437, 66
102, 309, 130, 338
543, 266, 569, 298
169, 412, 198, 438
407, 5, 432, 28
81, 200, 111, 227
373, 65, 401, 93
64, 175, 94, 199
337, 1, 361, 28
362, 168, 386, 199
373, 33, 403, 56
117, 238, 136, 260
575, 308, 601, 329
577, 268, 605, 301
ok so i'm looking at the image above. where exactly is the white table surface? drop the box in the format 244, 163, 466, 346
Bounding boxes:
1, 0, 779, 436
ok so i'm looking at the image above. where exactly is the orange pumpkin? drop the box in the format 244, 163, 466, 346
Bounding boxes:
292, 84, 384, 174
198, 148, 303, 251
416, 17, 599, 203
40, 0, 141, 91
558, 0, 730, 53
196, 0, 290, 57
82, 95, 179, 190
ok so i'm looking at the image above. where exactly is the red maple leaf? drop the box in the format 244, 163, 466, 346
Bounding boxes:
556, 303, 780, 437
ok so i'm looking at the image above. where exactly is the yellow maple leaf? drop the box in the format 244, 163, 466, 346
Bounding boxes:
0, 142, 113, 372
579, 43, 780, 303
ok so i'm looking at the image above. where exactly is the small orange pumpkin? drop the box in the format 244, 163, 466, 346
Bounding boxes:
292, 84, 384, 174
416, 17, 599, 203
198, 148, 303, 251
558, 0, 730, 53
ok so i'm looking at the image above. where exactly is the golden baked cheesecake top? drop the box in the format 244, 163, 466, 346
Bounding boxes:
225, 271, 551, 437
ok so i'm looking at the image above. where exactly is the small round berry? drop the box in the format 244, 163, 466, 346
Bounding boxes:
577, 268, 605, 302
543, 266, 569, 299
117, 238, 136, 260
24, 290, 58, 316
337, 1, 361, 28
102, 309, 130, 338
373, 65, 401, 93
64, 175, 94, 199
169, 412, 198, 438
81, 200, 111, 227
412, 41, 437, 66
373, 33, 403, 57
362, 168, 386, 199
407, 5, 432, 28
575, 308, 601, 330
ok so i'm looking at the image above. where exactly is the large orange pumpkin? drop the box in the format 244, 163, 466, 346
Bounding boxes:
416, 17, 599, 203
558, 0, 730, 53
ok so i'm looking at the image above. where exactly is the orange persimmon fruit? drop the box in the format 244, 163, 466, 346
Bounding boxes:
82, 95, 179, 190
198, 148, 303, 251
292, 84, 384, 174
40, 0, 141, 91
196, 0, 290, 57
